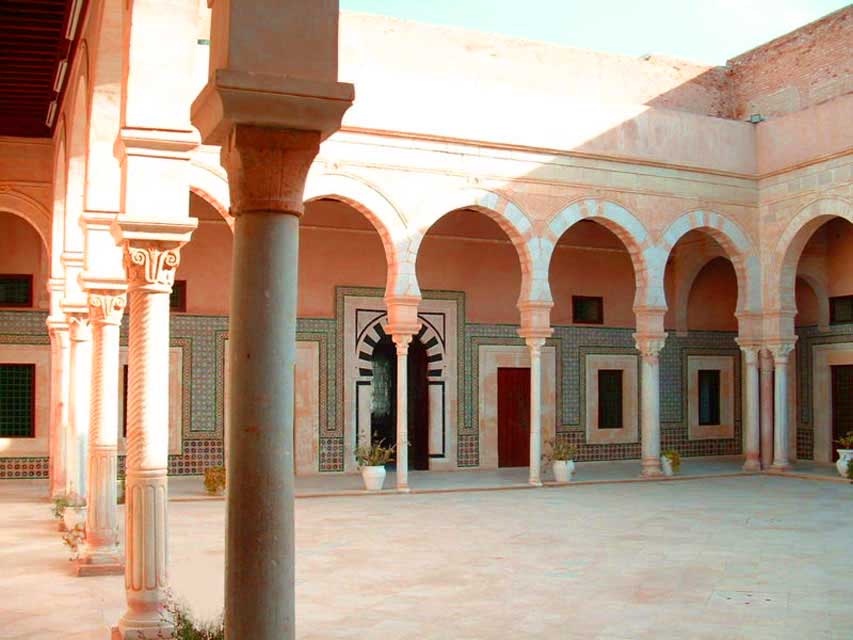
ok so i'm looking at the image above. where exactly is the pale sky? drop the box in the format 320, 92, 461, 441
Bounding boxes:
338, 0, 850, 65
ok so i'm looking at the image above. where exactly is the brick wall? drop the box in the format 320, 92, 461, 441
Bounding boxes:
728, 6, 853, 119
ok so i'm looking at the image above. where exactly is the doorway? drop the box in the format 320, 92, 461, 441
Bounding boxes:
497, 367, 530, 467
369, 333, 430, 470
831, 364, 853, 461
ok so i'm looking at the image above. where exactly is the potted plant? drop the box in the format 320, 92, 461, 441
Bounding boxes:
661, 449, 681, 477
835, 431, 853, 479
62, 492, 87, 531
52, 495, 70, 530
62, 524, 86, 561
354, 440, 395, 491
543, 438, 577, 483
203, 466, 226, 496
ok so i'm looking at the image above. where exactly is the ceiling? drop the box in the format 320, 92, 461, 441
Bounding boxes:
0, 0, 85, 138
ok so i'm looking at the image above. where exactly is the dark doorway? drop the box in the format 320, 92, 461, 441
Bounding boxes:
831, 365, 853, 461
497, 367, 530, 468
369, 332, 430, 470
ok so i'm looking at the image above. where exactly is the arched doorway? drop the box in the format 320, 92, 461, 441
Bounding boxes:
369, 330, 430, 471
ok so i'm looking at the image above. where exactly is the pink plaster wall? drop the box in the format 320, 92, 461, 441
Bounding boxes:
0, 213, 48, 310
795, 278, 820, 327
826, 217, 853, 296
177, 220, 233, 315
686, 257, 738, 331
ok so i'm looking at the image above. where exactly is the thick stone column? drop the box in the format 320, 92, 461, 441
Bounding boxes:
635, 334, 667, 477
769, 342, 796, 472
525, 337, 546, 486
111, 222, 195, 639
66, 314, 92, 499
47, 320, 71, 499
759, 349, 774, 468
737, 342, 762, 471
78, 290, 126, 576
392, 334, 413, 492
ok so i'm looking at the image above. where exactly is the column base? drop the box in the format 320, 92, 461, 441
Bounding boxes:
767, 463, 792, 473
528, 478, 543, 487
76, 548, 124, 577
742, 457, 762, 472
640, 458, 664, 478
112, 627, 173, 640
396, 486, 411, 494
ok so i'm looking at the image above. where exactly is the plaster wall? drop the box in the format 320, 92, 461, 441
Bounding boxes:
686, 258, 738, 332
0, 213, 49, 310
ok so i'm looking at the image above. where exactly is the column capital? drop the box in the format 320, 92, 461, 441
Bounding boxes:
633, 333, 667, 360
391, 333, 413, 355
87, 292, 127, 326
110, 217, 197, 293
524, 336, 547, 354
518, 300, 553, 340
767, 340, 797, 364
67, 313, 91, 342
735, 338, 762, 363
219, 125, 320, 217
384, 294, 422, 338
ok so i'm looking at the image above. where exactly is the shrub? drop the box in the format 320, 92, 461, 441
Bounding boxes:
542, 438, 576, 462
662, 449, 681, 473
835, 430, 853, 449
847, 458, 853, 482
62, 524, 85, 560
354, 440, 395, 467
51, 495, 70, 520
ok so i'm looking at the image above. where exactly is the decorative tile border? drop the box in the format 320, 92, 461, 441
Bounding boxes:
0, 456, 48, 479
796, 427, 814, 460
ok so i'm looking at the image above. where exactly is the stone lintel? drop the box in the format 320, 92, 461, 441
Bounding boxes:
110, 216, 198, 247
115, 127, 199, 162
191, 69, 354, 146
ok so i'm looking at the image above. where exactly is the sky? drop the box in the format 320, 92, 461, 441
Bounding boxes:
338, 0, 850, 65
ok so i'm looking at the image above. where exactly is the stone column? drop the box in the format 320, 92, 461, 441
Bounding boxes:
392, 334, 413, 492
526, 337, 546, 486
47, 320, 71, 500
111, 222, 195, 639
78, 290, 126, 576
738, 342, 762, 471
759, 349, 774, 468
769, 342, 796, 472
66, 314, 92, 499
634, 334, 666, 477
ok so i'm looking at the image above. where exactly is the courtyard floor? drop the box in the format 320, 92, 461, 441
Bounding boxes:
1, 471, 851, 639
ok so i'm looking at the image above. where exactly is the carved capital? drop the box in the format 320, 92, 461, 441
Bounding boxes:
735, 339, 761, 365
633, 333, 667, 361
768, 341, 796, 365
68, 313, 91, 342
525, 336, 547, 356
122, 244, 182, 293
88, 292, 127, 326
221, 125, 321, 216
392, 333, 413, 356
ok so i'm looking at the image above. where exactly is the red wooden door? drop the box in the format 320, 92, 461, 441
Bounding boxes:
832, 365, 853, 461
498, 367, 531, 468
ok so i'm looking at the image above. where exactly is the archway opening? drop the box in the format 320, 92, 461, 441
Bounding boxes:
0, 212, 49, 310
180, 192, 234, 315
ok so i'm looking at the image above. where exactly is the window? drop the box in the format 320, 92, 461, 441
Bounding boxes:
830, 295, 853, 324
598, 369, 623, 429
0, 274, 33, 307
0, 364, 35, 437
170, 280, 187, 312
573, 296, 603, 324
698, 369, 721, 426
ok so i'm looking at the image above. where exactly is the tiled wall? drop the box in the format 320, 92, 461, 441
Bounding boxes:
1, 305, 746, 478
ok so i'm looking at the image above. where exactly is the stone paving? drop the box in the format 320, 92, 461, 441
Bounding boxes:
1, 474, 851, 639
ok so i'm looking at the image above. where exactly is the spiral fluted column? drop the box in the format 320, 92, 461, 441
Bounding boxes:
78, 291, 126, 576
110, 220, 195, 640
47, 322, 71, 500
67, 315, 92, 499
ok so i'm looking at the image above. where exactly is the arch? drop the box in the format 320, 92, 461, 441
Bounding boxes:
50, 118, 67, 277
772, 197, 853, 314
670, 245, 727, 335
304, 172, 410, 297
64, 51, 90, 255
658, 209, 759, 315
355, 313, 445, 378
189, 159, 233, 228
0, 189, 52, 252
412, 187, 541, 303
794, 272, 829, 331
545, 198, 653, 307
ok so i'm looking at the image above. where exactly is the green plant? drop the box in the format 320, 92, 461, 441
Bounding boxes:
662, 449, 681, 473
354, 440, 395, 467
51, 495, 70, 520
62, 524, 85, 560
542, 438, 576, 463
203, 466, 226, 495
835, 431, 853, 449
847, 458, 853, 482
137, 593, 224, 640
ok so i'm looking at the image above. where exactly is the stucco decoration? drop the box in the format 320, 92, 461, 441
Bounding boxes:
658, 209, 758, 317
544, 198, 652, 308
772, 197, 853, 315
304, 171, 411, 297
411, 187, 542, 304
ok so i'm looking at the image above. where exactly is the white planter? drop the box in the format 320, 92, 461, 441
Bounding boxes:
361, 465, 387, 491
660, 456, 674, 477
836, 449, 853, 479
552, 460, 575, 483
63, 506, 87, 531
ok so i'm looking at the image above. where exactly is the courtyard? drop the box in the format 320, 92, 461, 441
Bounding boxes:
2, 472, 851, 639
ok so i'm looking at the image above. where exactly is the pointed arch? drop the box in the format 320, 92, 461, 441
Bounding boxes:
413, 187, 541, 303
658, 209, 759, 315
545, 198, 654, 307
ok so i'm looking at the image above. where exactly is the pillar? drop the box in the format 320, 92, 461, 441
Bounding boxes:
738, 343, 761, 471
635, 334, 666, 477
66, 314, 92, 499
759, 349, 774, 468
769, 342, 796, 472
392, 334, 413, 492
111, 222, 195, 639
78, 291, 126, 576
47, 321, 71, 500
526, 337, 546, 486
